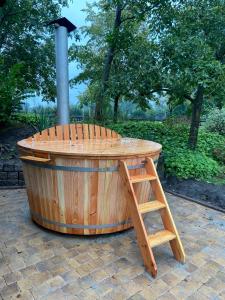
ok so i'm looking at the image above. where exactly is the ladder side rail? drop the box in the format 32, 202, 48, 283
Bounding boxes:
145, 157, 185, 263
119, 160, 158, 277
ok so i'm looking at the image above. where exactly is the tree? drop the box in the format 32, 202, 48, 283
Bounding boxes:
72, 0, 169, 122
0, 0, 70, 124
155, 0, 225, 149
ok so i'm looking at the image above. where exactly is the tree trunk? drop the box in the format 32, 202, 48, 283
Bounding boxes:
113, 94, 120, 123
188, 85, 204, 150
95, 4, 122, 121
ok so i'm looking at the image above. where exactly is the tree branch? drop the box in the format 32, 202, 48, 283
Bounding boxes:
120, 15, 135, 24
149, 87, 194, 103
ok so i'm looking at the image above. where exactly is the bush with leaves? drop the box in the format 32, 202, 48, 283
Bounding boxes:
0, 62, 27, 125
164, 149, 220, 180
203, 108, 225, 136
109, 121, 224, 181
12, 106, 56, 131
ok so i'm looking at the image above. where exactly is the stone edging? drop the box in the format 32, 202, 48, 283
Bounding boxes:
0, 162, 24, 187
166, 190, 225, 214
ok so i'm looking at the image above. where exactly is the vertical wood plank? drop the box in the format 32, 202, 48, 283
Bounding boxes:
76, 124, 83, 139
111, 131, 118, 138
77, 159, 84, 234
89, 125, 94, 139
56, 126, 63, 140
63, 124, 70, 140
83, 160, 89, 234
70, 124, 77, 141
40, 129, 49, 141
100, 126, 107, 139
95, 125, 100, 139
56, 159, 67, 233
83, 124, 89, 139
33, 132, 41, 141
106, 129, 112, 138
49, 127, 56, 141
89, 160, 98, 234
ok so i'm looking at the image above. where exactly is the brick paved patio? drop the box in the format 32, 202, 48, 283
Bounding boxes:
0, 189, 225, 300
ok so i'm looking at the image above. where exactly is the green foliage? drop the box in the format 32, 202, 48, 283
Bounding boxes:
32, 107, 56, 131
109, 121, 224, 180
203, 108, 225, 136
71, 1, 169, 119
0, 0, 72, 125
12, 107, 56, 131
11, 112, 37, 126
0, 62, 28, 124
35, 110, 53, 131
164, 149, 220, 180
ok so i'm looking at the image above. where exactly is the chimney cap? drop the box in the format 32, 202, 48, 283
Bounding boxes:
48, 17, 76, 33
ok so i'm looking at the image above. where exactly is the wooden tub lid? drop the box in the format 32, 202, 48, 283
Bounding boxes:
18, 137, 161, 158
17, 124, 162, 158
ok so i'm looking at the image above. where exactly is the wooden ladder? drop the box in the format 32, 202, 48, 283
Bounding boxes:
119, 157, 185, 277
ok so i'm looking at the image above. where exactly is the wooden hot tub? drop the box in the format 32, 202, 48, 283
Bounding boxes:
18, 124, 162, 235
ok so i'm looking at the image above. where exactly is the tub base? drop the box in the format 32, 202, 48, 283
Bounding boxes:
31, 214, 133, 235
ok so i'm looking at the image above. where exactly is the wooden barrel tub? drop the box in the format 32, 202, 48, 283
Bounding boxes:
18, 124, 162, 235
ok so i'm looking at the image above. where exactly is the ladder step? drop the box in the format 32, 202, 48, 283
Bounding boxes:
138, 200, 166, 214
130, 174, 157, 183
148, 230, 176, 248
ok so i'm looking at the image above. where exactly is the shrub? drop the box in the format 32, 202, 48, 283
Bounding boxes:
203, 108, 225, 136
109, 121, 224, 181
11, 113, 37, 126
12, 107, 56, 131
164, 148, 221, 180
0, 62, 26, 125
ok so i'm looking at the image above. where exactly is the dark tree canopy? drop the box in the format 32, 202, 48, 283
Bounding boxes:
0, 0, 72, 123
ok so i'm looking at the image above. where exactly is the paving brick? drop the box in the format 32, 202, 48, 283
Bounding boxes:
0, 263, 11, 277
16, 290, 35, 300
0, 282, 20, 298
20, 265, 38, 278
158, 292, 177, 300
205, 276, 225, 293
62, 280, 83, 295
139, 287, 158, 300
61, 270, 80, 283
148, 279, 169, 298
30, 271, 52, 286
17, 277, 33, 290
198, 284, 219, 299
0, 276, 6, 290
90, 269, 109, 283
128, 293, 146, 300
83, 276, 98, 289
186, 291, 209, 300
219, 290, 225, 299
3, 271, 22, 285
161, 271, 181, 287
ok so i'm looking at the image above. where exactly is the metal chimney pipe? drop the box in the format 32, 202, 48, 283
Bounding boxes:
48, 17, 76, 125
55, 25, 69, 124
